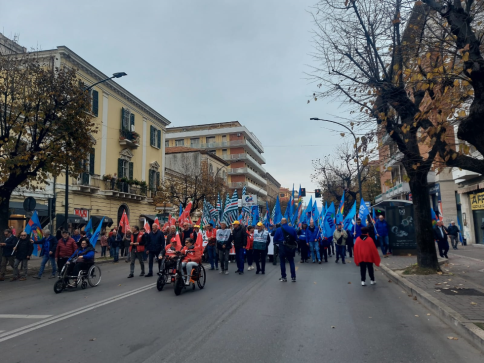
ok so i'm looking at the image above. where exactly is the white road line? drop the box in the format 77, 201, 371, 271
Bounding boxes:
0, 283, 155, 343
0, 315, 52, 319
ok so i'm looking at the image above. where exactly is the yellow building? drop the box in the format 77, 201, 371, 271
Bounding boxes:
10, 46, 170, 231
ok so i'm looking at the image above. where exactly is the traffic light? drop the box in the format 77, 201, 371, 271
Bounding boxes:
315, 189, 321, 198
48, 197, 56, 220
300, 188, 306, 197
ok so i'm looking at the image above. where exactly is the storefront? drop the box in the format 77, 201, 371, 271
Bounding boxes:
470, 191, 484, 244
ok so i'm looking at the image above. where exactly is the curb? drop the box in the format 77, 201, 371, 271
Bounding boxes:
379, 264, 484, 353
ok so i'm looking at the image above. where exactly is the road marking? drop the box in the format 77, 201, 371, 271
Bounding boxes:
0, 315, 52, 319
0, 283, 155, 343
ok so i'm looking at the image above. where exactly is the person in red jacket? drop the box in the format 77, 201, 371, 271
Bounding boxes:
246, 226, 255, 271
128, 226, 145, 278
354, 227, 381, 286
55, 231, 77, 276
181, 238, 202, 284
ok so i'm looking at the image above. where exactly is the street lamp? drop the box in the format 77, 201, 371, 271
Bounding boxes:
310, 117, 363, 203
63, 72, 127, 230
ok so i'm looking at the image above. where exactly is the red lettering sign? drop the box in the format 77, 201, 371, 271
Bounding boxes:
74, 208, 89, 220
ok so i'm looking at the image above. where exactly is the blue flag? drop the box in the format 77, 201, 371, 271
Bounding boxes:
25, 211, 43, 256
84, 218, 94, 239
323, 202, 336, 238
90, 217, 104, 248
343, 202, 357, 231
301, 196, 313, 224
336, 191, 345, 225
358, 198, 370, 226
371, 208, 379, 236
312, 200, 319, 225
273, 195, 283, 224
264, 201, 271, 228
179, 204, 183, 218
252, 205, 260, 226
456, 216, 464, 243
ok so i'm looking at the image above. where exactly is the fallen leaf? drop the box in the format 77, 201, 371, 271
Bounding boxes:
437, 272, 442, 275
413, 296, 417, 301
427, 313, 431, 316
415, 315, 419, 317
388, 280, 392, 283
447, 336, 459, 340
436, 283, 441, 285
471, 302, 477, 305
435, 289, 441, 292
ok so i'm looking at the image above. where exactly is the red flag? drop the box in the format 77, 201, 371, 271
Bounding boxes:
196, 217, 201, 226
178, 201, 193, 224
195, 231, 203, 249
162, 222, 169, 231
144, 219, 151, 233
154, 217, 161, 228
119, 211, 130, 233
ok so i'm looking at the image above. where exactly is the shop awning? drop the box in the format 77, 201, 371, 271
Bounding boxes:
372, 200, 412, 211
140, 214, 157, 222
56, 213, 85, 227
91, 215, 114, 227
9, 201, 48, 216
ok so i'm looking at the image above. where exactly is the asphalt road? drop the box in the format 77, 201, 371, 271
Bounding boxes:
0, 257, 482, 363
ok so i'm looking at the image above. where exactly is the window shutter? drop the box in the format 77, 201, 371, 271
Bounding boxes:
121, 108, 125, 130
92, 90, 99, 116
118, 158, 123, 178
156, 171, 160, 187
157, 130, 161, 148
149, 170, 154, 189
89, 148, 95, 175
129, 162, 134, 180
130, 113, 135, 131
150, 126, 154, 146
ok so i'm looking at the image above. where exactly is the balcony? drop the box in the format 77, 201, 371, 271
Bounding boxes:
384, 151, 404, 169
119, 129, 140, 149
453, 168, 480, 184
102, 180, 146, 200
197, 140, 265, 164
228, 167, 267, 185
71, 174, 101, 193
228, 182, 268, 196
221, 153, 266, 175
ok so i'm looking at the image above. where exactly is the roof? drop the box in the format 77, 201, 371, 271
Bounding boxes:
167, 121, 241, 132
165, 147, 229, 166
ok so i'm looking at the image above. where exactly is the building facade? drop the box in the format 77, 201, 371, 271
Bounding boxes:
165, 122, 267, 203
265, 173, 281, 207
8, 46, 170, 231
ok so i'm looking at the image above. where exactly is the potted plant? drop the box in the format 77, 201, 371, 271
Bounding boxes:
102, 174, 112, 181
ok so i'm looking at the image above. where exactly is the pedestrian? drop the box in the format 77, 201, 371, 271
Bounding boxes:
78, 230, 89, 249
204, 223, 218, 270
354, 227, 381, 286
100, 231, 108, 257
179, 222, 193, 247
110, 228, 123, 263
375, 215, 390, 256
345, 226, 354, 258
447, 221, 460, 250
55, 230, 77, 275
72, 229, 81, 245
306, 220, 321, 264
145, 223, 165, 277
433, 220, 449, 258
191, 225, 199, 241
270, 224, 279, 265
216, 221, 231, 275
0, 229, 17, 281
320, 237, 330, 262
253, 222, 270, 274
333, 223, 348, 264
246, 225, 254, 271
297, 222, 310, 263
127, 226, 145, 278
123, 228, 132, 262
273, 218, 298, 282
33, 229, 58, 279
10, 225, 17, 237
353, 218, 363, 240
11, 231, 34, 281
230, 220, 247, 275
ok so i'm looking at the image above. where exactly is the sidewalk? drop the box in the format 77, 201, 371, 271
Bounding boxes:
378, 244, 484, 353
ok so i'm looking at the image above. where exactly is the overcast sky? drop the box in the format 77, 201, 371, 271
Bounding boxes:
1, 0, 350, 208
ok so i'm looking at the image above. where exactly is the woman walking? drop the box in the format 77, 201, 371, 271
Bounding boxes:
354, 227, 381, 286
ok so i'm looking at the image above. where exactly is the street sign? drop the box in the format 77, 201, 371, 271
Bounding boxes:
23, 197, 36, 212
241, 194, 258, 207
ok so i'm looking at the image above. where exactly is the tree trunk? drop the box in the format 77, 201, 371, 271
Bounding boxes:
409, 173, 440, 270
0, 191, 11, 243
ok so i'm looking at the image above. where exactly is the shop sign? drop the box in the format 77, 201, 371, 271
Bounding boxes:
74, 208, 89, 220
470, 192, 484, 210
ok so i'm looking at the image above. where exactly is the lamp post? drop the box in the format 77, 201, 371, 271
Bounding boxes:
63, 72, 127, 230
310, 117, 363, 203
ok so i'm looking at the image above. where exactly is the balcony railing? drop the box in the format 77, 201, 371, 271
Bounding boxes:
102, 180, 147, 200
71, 173, 101, 191
119, 129, 140, 149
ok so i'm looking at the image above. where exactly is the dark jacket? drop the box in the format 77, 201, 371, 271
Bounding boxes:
2, 235, 18, 256
273, 224, 297, 245
34, 235, 58, 257
179, 228, 194, 247
447, 225, 459, 236
345, 229, 354, 247
433, 226, 448, 242
146, 230, 165, 252
14, 237, 34, 260
230, 226, 247, 249
297, 228, 308, 242
110, 232, 124, 248
305, 226, 320, 243
375, 220, 389, 237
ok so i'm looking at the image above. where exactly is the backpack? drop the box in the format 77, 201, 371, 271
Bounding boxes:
281, 226, 297, 250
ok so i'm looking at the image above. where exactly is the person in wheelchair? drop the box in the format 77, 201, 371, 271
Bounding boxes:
181, 238, 202, 285
159, 235, 182, 271
66, 239, 95, 287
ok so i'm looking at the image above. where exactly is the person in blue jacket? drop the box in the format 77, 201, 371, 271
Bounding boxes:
273, 218, 298, 282
66, 239, 95, 286
375, 215, 390, 255
353, 218, 363, 240
305, 220, 321, 264
297, 222, 310, 263
33, 229, 58, 279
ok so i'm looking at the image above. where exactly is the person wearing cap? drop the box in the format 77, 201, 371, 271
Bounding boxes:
253, 222, 271, 274
375, 215, 390, 256
245, 226, 255, 270
297, 222, 310, 263
333, 223, 348, 264
204, 223, 218, 270
273, 218, 298, 282
216, 221, 231, 274
230, 220, 247, 275
181, 238, 202, 285
191, 225, 200, 241
447, 221, 460, 250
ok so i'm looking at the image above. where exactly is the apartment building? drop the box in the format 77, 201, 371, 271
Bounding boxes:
165, 122, 267, 204
265, 173, 281, 207
8, 45, 170, 230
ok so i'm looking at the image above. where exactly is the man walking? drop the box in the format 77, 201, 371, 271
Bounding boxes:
273, 218, 298, 282
253, 222, 270, 274
447, 221, 460, 250
145, 223, 165, 277
333, 223, 348, 264
230, 220, 247, 275
12, 231, 34, 281
128, 226, 145, 278
204, 223, 218, 270
434, 221, 449, 258
34, 229, 58, 279
216, 221, 231, 275
0, 229, 17, 281
375, 215, 390, 256
306, 220, 321, 264
297, 222, 310, 263
55, 231, 77, 276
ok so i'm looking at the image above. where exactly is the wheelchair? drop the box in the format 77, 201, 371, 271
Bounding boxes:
156, 251, 206, 295
54, 257, 102, 294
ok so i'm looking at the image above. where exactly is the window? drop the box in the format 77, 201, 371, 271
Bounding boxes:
118, 159, 133, 179
175, 139, 185, 146
209, 150, 216, 154
206, 136, 215, 144
280, 193, 285, 198
190, 138, 200, 146
222, 135, 227, 145
150, 125, 162, 148
121, 108, 134, 131
149, 169, 161, 191
165, 140, 169, 147
91, 90, 99, 117
222, 149, 228, 156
